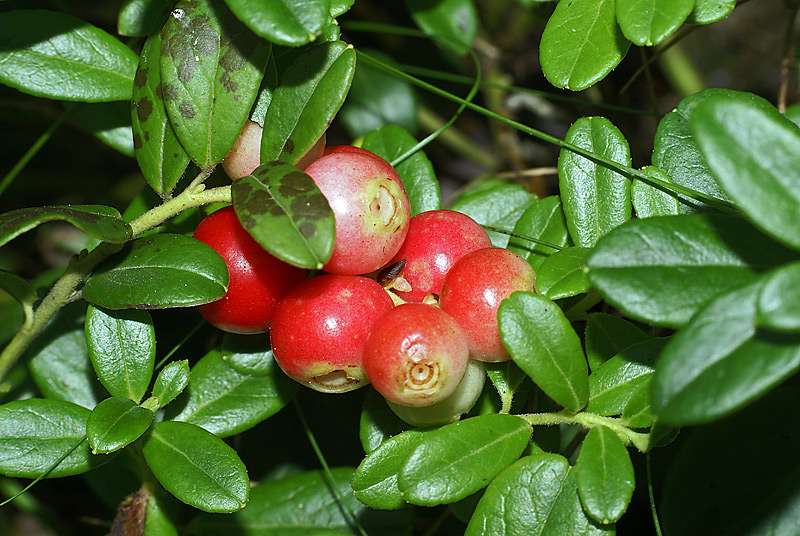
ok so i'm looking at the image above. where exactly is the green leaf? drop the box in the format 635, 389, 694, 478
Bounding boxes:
465, 453, 613, 536
166, 347, 297, 438
85, 305, 155, 403
499, 292, 589, 412
693, 95, 800, 251
632, 166, 680, 218
142, 421, 249, 513
0, 205, 130, 248
405, 0, 478, 55
398, 414, 532, 506
359, 389, 412, 454
118, 0, 173, 37
150, 360, 190, 409
0, 269, 36, 322
535, 246, 591, 300
559, 116, 632, 247
0, 399, 103, 478
82, 234, 229, 310
686, 0, 735, 24
86, 397, 154, 454
0, 10, 138, 102
231, 162, 335, 270
586, 213, 799, 327
652, 278, 800, 425
224, 0, 330, 47
361, 125, 440, 216
221, 333, 275, 375
190, 467, 414, 536
339, 51, 418, 139
576, 426, 635, 524
584, 313, 649, 372
132, 32, 191, 198
261, 41, 356, 165
73, 102, 135, 158
353, 428, 430, 510
616, 0, 695, 46
485, 360, 527, 414
507, 196, 571, 270
757, 261, 800, 333
540, 0, 630, 90
587, 337, 669, 416
330, 0, 355, 17
621, 381, 654, 428
161, 0, 270, 169
450, 181, 538, 248
143, 486, 180, 536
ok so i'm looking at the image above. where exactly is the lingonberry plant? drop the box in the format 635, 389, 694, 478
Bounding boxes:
1, 0, 800, 535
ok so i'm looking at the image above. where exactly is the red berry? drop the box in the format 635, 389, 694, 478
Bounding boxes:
440, 247, 536, 362
363, 303, 469, 407
323, 144, 389, 166
192, 206, 307, 334
270, 274, 394, 393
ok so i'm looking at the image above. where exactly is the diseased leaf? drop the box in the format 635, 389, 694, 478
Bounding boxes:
508, 196, 571, 270
86, 396, 154, 454
224, 0, 330, 47
0, 205, 130, 248
576, 426, 635, 524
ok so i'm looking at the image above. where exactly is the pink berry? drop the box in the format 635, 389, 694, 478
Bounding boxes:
363, 303, 469, 407
270, 274, 394, 393
440, 247, 536, 362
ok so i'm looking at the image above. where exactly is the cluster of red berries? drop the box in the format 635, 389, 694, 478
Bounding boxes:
193, 137, 536, 426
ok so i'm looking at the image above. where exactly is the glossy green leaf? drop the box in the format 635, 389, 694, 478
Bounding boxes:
465, 453, 613, 536
73, 102, 135, 158
616, 0, 695, 46
398, 414, 532, 506
586, 213, 799, 327
143, 486, 180, 536
576, 426, 635, 524
132, 32, 190, 198
0, 399, 102, 478
166, 347, 297, 438
587, 337, 669, 416
584, 313, 649, 372
161, 0, 269, 169
85, 305, 155, 403
450, 181, 538, 248
224, 0, 329, 47
150, 360, 190, 409
86, 397, 154, 454
405, 0, 477, 55
340, 51, 418, 139
118, 0, 173, 36
361, 125, 440, 215
652, 278, 800, 425
540, 0, 629, 90
250, 54, 278, 125
686, 0, 735, 24
559, 116, 632, 247
353, 428, 429, 510
632, 166, 680, 218
142, 421, 249, 513
661, 381, 800, 535
535, 246, 591, 300
499, 292, 589, 411
261, 41, 356, 165
485, 360, 527, 414
330, 0, 354, 17
190, 467, 414, 536
221, 333, 275, 375
621, 381, 654, 428
359, 389, 412, 454
231, 161, 335, 270
0, 205, 130, 248
693, 96, 800, 251
82, 234, 229, 310
507, 196, 571, 270
0, 10, 138, 102
757, 261, 800, 333
0, 270, 36, 319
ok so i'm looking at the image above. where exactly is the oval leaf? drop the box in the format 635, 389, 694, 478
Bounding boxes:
559, 116, 632, 247
87, 396, 154, 454
0, 205, 130, 248
398, 414, 532, 506
535, 246, 591, 300
757, 261, 800, 333
499, 292, 589, 412
507, 195, 572, 270
0, 10, 138, 102
150, 360, 191, 409
85, 305, 156, 403
632, 166, 680, 218
540, 0, 630, 90
687, 0, 735, 24
584, 313, 649, 372
576, 426, 635, 524
231, 161, 335, 269
450, 181, 538, 248
82, 234, 229, 310
224, 0, 329, 46
405, 0, 478, 55
616, 0, 695, 46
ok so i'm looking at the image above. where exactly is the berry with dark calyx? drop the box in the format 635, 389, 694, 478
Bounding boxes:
385, 210, 492, 302
387, 359, 486, 427
440, 247, 536, 362
304, 151, 410, 275
270, 274, 394, 393
192, 206, 307, 334
363, 303, 469, 407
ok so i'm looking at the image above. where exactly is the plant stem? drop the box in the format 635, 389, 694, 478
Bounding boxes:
517, 410, 650, 452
